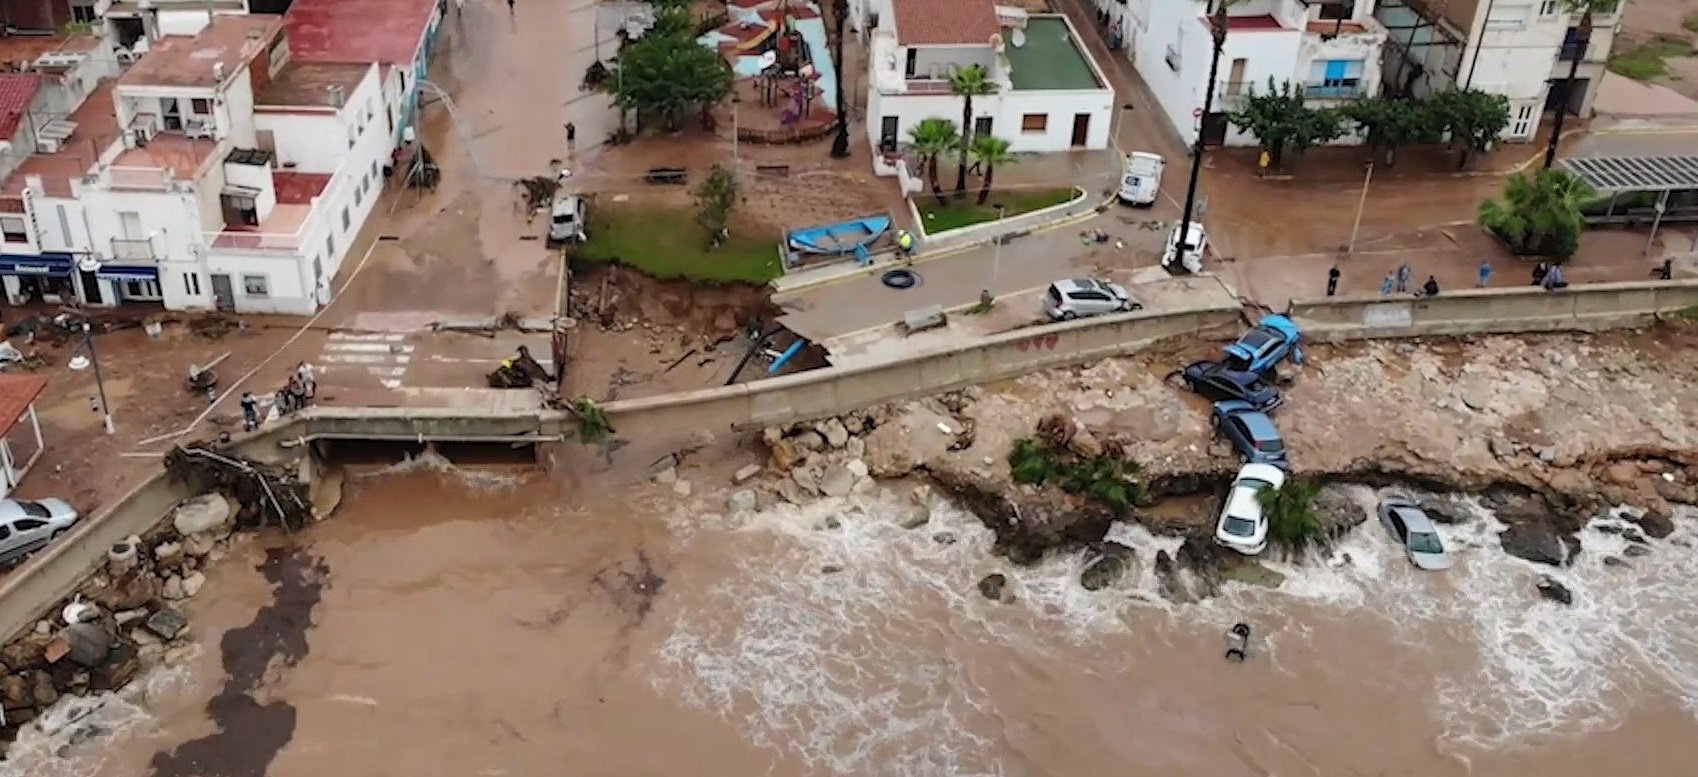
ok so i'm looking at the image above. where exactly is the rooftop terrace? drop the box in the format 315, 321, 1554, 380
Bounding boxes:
1004, 17, 1103, 91
257, 62, 372, 107
1, 81, 120, 198
286, 0, 438, 66
119, 15, 284, 90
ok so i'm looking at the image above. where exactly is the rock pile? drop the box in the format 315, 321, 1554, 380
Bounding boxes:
0, 492, 242, 752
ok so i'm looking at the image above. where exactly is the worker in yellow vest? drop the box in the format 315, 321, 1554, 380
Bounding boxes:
896, 229, 915, 259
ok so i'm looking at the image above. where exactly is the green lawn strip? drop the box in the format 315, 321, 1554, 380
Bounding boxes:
1608, 38, 1697, 81
578, 204, 781, 284
915, 187, 1081, 234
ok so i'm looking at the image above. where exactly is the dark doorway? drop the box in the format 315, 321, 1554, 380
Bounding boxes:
1544, 77, 1590, 116
973, 116, 993, 138
1201, 112, 1229, 146
879, 116, 898, 153
210, 273, 235, 311
79, 270, 103, 305
1070, 113, 1090, 147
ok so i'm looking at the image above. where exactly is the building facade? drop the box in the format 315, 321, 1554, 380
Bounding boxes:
862, 0, 1114, 157
1377, 0, 1618, 141
0, 14, 393, 314
1122, 0, 1389, 147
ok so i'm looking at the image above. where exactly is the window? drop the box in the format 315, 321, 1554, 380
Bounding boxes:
221, 191, 260, 227
0, 215, 27, 243
13, 519, 45, 532
1307, 59, 1365, 98
17, 501, 49, 519
123, 279, 162, 300
341, 207, 350, 230
1484, 3, 1532, 29
184, 272, 202, 296
355, 184, 363, 207
1538, 0, 1559, 14
370, 159, 380, 179
0, 525, 9, 540
71, 2, 97, 23
1165, 41, 1181, 71
348, 124, 357, 148
973, 116, 993, 137
326, 234, 336, 257
1020, 113, 1048, 133
191, 98, 212, 115
242, 274, 269, 296
1318, 0, 1355, 20
1558, 26, 1588, 61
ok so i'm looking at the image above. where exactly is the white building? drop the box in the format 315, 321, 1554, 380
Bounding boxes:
1122, 0, 1389, 147
1377, 0, 1617, 142
861, 0, 1115, 157
0, 14, 391, 314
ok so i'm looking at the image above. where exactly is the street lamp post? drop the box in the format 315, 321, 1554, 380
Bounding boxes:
1170, 0, 1229, 275
990, 202, 1007, 290
828, 0, 851, 159
1543, 10, 1593, 170
69, 323, 114, 435
1346, 162, 1374, 254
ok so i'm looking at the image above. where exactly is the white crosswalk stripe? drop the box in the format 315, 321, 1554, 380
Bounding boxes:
321, 332, 415, 389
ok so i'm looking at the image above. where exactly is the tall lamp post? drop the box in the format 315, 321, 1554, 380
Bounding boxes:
1543, 8, 1593, 170
828, 0, 851, 159
69, 323, 114, 435
1170, 0, 1229, 275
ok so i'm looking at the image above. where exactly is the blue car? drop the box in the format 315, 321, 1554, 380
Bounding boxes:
1211, 400, 1289, 467
1223, 315, 1303, 375
1176, 360, 1283, 412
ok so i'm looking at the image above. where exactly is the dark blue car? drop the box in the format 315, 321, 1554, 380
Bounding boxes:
1211, 400, 1289, 467
1223, 315, 1303, 375
1177, 360, 1283, 412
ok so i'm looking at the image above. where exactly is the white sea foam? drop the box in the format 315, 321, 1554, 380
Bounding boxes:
0, 662, 198, 777
357, 448, 526, 490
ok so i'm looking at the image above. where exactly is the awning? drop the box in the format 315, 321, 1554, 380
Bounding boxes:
0, 253, 73, 277
95, 263, 160, 281
1559, 155, 1698, 195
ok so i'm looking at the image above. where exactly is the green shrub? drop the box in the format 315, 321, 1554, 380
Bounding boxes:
1258, 478, 1323, 551
1007, 437, 1142, 515
1008, 437, 1060, 485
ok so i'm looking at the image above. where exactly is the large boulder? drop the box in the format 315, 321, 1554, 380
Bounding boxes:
1079, 542, 1135, 591
172, 493, 233, 537
1536, 576, 1573, 606
929, 468, 1113, 564
85, 570, 160, 612
0, 673, 31, 710
1636, 509, 1675, 539
1499, 523, 1574, 566
977, 573, 1014, 603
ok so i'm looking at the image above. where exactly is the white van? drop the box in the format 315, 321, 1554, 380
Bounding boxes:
1117, 152, 1165, 207
547, 194, 589, 246
1160, 221, 1208, 275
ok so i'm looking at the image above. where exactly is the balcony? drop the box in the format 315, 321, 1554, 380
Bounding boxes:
1304, 82, 1366, 100
902, 78, 954, 95
109, 236, 162, 261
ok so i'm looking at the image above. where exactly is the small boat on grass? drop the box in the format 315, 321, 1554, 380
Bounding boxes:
786, 215, 893, 256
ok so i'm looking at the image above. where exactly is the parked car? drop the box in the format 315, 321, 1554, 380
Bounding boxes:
0, 498, 80, 566
1042, 278, 1142, 321
1376, 498, 1454, 570
1215, 463, 1286, 556
1222, 315, 1303, 375
1211, 400, 1289, 467
1117, 151, 1165, 207
1176, 360, 1282, 412
546, 193, 589, 245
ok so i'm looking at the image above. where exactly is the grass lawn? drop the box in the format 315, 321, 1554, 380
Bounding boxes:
914, 187, 1081, 234
577, 204, 781, 284
1608, 38, 1697, 81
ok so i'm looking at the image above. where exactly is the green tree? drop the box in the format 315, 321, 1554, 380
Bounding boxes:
947, 64, 997, 195
968, 135, 1016, 205
693, 163, 739, 239
601, 31, 733, 131
1226, 79, 1342, 172
1343, 96, 1438, 166
905, 118, 960, 204
1257, 477, 1323, 552
1430, 87, 1511, 170
1478, 168, 1593, 262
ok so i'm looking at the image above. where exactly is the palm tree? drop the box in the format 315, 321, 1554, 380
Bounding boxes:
1543, 0, 1612, 169
969, 135, 1015, 205
947, 64, 996, 196
828, 0, 851, 159
1256, 477, 1323, 553
1478, 168, 1593, 261
906, 118, 960, 204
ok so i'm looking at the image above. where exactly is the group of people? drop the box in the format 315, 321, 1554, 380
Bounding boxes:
239, 362, 318, 432
1336, 257, 1596, 299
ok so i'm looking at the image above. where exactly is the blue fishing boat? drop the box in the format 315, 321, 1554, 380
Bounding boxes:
785, 214, 893, 256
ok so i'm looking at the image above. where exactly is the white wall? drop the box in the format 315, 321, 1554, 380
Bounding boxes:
155, 8, 249, 37
76, 184, 211, 309
993, 91, 1114, 152
202, 249, 310, 313
255, 63, 383, 173
909, 45, 996, 78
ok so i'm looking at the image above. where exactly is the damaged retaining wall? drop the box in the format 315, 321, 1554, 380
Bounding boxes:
1289, 280, 1698, 341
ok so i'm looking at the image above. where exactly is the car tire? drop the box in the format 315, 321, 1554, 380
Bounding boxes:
1060, 311, 1077, 321
1129, 303, 1144, 311
50, 529, 65, 541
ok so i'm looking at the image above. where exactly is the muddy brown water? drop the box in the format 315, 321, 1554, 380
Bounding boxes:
26, 462, 1698, 777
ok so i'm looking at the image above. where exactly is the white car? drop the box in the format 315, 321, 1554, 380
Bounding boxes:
1117, 151, 1165, 207
0, 498, 80, 565
1160, 221, 1208, 275
1214, 463, 1285, 556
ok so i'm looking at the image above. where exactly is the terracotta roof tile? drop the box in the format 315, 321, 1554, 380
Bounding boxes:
0, 74, 41, 140
892, 0, 1000, 46
0, 375, 46, 438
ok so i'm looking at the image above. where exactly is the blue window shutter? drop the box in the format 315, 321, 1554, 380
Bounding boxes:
1324, 60, 1347, 81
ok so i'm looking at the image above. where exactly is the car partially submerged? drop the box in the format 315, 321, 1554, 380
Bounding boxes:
1376, 498, 1454, 570
1223, 314, 1303, 375
1176, 359, 1282, 412
1215, 463, 1286, 556
546, 194, 589, 246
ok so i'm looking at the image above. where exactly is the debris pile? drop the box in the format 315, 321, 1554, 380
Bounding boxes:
163, 444, 312, 531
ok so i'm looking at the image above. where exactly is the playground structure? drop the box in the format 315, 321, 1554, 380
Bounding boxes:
699, 0, 839, 140
781, 213, 895, 270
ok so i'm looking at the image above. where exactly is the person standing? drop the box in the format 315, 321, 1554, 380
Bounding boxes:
1395, 262, 1412, 294
1421, 275, 1440, 297
296, 361, 317, 402
1379, 272, 1395, 297
1543, 263, 1567, 291
1326, 266, 1341, 297
1531, 261, 1550, 287
1476, 260, 1493, 288
507, 0, 514, 12
565, 122, 577, 151
240, 392, 259, 431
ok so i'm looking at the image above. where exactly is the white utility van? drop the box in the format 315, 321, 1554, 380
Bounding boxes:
1117, 152, 1164, 207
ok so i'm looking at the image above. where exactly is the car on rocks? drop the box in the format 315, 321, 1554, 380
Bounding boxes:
1376, 498, 1454, 570
1042, 278, 1142, 321
1174, 360, 1282, 412
1215, 463, 1286, 556
1223, 315, 1303, 375
0, 498, 80, 565
1211, 400, 1289, 468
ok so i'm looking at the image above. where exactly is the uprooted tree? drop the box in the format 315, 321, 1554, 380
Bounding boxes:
163, 443, 312, 531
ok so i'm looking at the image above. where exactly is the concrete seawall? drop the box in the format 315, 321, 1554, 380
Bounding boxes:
7, 280, 1698, 642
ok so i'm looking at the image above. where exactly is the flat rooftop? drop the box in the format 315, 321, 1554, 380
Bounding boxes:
273, 171, 331, 204
286, 0, 437, 66
0, 34, 102, 70
257, 61, 371, 107
113, 133, 219, 177
105, 0, 246, 14
1, 80, 120, 198
1005, 17, 1102, 91
119, 14, 284, 89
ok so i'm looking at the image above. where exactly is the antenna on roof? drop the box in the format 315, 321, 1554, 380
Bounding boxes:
213, 61, 225, 81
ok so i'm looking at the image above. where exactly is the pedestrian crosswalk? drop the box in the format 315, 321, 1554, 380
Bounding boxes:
321, 332, 414, 389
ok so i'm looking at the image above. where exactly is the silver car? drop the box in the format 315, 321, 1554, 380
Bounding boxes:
1376, 498, 1452, 570
1042, 278, 1142, 321
0, 498, 80, 566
